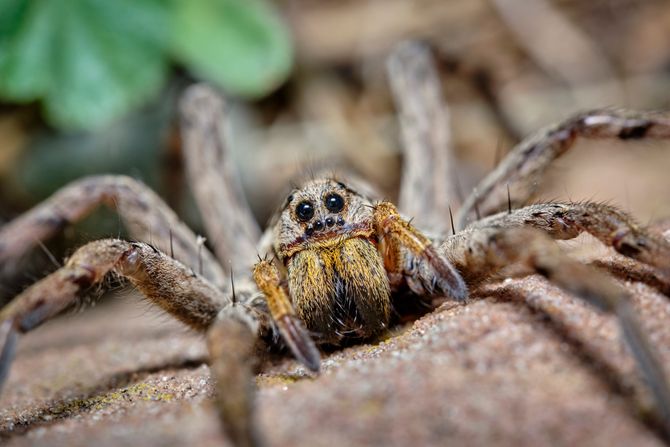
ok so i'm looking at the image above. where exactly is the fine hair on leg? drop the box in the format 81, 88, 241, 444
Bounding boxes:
456, 109, 670, 229
0, 175, 226, 288
467, 202, 670, 285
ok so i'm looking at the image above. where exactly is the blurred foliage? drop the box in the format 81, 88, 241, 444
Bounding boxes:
172, 0, 292, 98
0, 0, 293, 131
15, 87, 175, 199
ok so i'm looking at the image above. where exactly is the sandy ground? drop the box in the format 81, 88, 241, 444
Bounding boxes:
2, 244, 670, 446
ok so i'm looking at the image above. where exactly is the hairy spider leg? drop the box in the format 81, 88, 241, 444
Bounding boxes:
457, 109, 670, 229
252, 259, 321, 372
373, 201, 467, 301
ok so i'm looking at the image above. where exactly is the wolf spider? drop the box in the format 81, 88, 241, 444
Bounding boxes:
1, 42, 670, 446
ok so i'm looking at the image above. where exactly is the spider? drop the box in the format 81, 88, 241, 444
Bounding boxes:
1, 42, 670, 447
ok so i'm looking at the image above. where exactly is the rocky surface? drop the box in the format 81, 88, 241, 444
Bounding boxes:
1, 246, 670, 447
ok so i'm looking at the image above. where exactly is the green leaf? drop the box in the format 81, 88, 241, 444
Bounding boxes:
171, 0, 293, 97
0, 0, 172, 130
0, 0, 54, 100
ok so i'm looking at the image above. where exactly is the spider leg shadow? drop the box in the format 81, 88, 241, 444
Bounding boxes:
472, 277, 670, 443
0, 354, 208, 440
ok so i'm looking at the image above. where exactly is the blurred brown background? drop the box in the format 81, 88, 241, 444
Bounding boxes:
3, 0, 670, 222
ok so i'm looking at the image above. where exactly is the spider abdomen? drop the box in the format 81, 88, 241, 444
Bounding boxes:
287, 237, 391, 344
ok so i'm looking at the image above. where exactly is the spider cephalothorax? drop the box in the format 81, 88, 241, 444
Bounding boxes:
275, 179, 391, 344
254, 177, 467, 348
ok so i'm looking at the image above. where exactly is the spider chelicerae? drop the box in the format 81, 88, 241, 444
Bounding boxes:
1, 42, 670, 447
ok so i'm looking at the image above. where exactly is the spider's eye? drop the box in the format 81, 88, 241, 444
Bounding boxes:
295, 201, 314, 222
324, 193, 345, 213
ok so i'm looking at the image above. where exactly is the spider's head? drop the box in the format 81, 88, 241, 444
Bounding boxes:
273, 178, 374, 261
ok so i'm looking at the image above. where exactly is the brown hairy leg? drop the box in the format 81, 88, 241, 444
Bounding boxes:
592, 257, 670, 296
465, 202, 670, 286
252, 259, 320, 371
181, 83, 272, 445
441, 226, 670, 435
0, 238, 264, 447
0, 175, 226, 288
180, 85, 261, 270
387, 41, 459, 234
207, 306, 263, 447
456, 109, 670, 229
373, 201, 467, 301
0, 239, 226, 384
